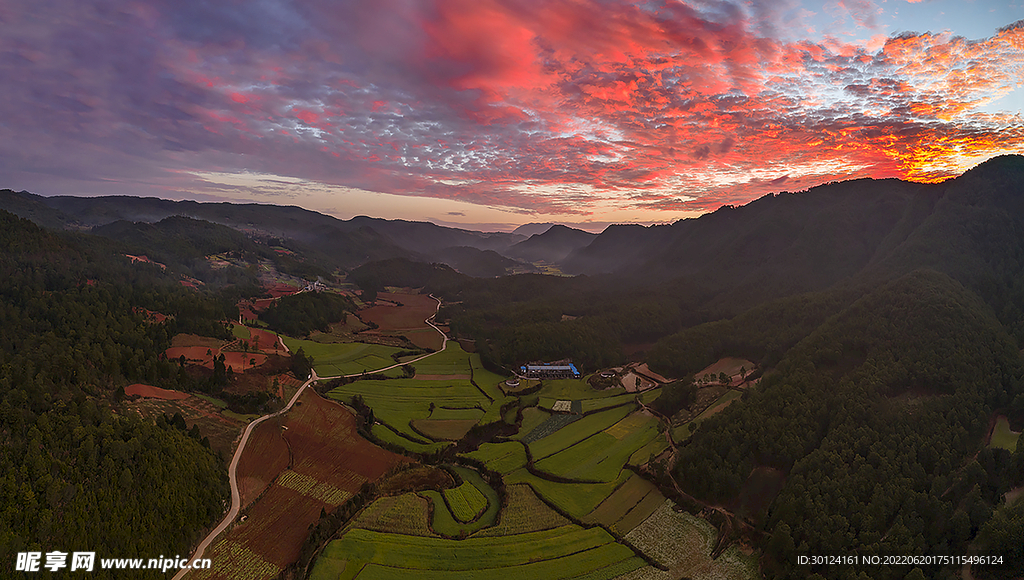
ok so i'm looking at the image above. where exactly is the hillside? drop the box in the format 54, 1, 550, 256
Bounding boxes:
0, 211, 230, 570
504, 224, 597, 263
0, 191, 529, 271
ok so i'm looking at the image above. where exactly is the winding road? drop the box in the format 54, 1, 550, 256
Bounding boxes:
174, 294, 448, 578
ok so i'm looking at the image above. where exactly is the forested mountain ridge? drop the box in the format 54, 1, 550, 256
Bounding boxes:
673, 271, 1024, 580
565, 155, 1024, 312
0, 211, 230, 574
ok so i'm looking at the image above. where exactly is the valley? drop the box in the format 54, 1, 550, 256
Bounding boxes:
2, 156, 1024, 580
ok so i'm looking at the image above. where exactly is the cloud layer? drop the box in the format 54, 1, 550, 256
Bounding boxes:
2, 0, 1022, 216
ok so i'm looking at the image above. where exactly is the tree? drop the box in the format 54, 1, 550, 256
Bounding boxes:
291, 347, 313, 380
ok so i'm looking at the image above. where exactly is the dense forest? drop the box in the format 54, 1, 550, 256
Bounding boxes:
671, 271, 1024, 579
260, 291, 355, 337
0, 211, 230, 575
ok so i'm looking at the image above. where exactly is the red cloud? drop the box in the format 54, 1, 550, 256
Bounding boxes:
3, 1, 1022, 216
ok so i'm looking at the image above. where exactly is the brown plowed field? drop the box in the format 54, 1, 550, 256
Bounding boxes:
242, 328, 286, 354
236, 421, 291, 508
166, 346, 217, 363
253, 298, 276, 311
125, 383, 189, 400
360, 292, 437, 330
218, 351, 268, 372
266, 283, 299, 298
198, 390, 409, 577
358, 292, 442, 350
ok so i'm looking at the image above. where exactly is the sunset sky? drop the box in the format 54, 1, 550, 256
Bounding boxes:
2, 0, 1022, 231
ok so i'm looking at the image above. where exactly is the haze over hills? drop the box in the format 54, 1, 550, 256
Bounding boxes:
504, 224, 598, 264
4, 156, 1024, 297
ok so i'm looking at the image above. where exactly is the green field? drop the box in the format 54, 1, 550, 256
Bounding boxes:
469, 355, 508, 400
410, 343, 474, 375
478, 395, 515, 425
328, 377, 489, 444
475, 484, 569, 537
371, 423, 450, 454
193, 393, 229, 409
628, 436, 670, 467
528, 405, 635, 461
990, 416, 1021, 451
282, 337, 408, 377
429, 407, 485, 421
311, 525, 643, 580
533, 412, 661, 482
462, 441, 528, 474
420, 467, 500, 537
442, 471, 490, 522
506, 468, 633, 519
582, 474, 655, 527
232, 324, 251, 339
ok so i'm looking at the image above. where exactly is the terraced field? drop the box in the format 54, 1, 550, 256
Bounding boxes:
299, 302, 755, 580
463, 441, 527, 474
421, 467, 501, 537
311, 525, 645, 580
534, 412, 662, 482
281, 338, 408, 377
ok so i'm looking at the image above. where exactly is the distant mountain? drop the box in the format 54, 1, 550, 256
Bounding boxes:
503, 224, 598, 263
346, 215, 524, 256
0, 191, 526, 273
434, 246, 532, 277
512, 222, 556, 237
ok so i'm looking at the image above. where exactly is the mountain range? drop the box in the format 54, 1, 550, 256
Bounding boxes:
3, 155, 1023, 299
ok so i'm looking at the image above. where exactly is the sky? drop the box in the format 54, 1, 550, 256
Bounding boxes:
1, 0, 1022, 232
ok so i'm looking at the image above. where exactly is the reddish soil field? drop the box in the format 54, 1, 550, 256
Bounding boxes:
215, 351, 268, 372
236, 420, 291, 508
165, 346, 218, 363
207, 390, 409, 571
253, 298, 276, 311
239, 304, 258, 322
360, 292, 438, 331
266, 283, 299, 298
125, 254, 166, 269
230, 485, 326, 569
134, 307, 170, 323
125, 383, 189, 400
359, 292, 442, 350
403, 328, 445, 351
242, 327, 286, 354
166, 344, 270, 372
